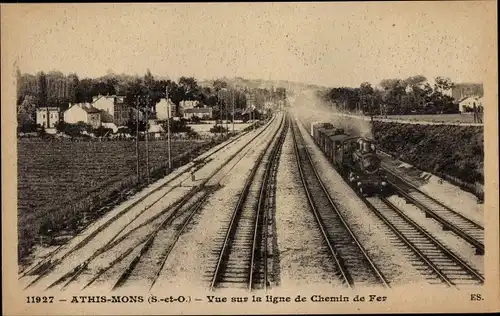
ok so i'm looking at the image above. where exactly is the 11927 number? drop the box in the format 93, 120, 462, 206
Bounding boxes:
26, 296, 54, 303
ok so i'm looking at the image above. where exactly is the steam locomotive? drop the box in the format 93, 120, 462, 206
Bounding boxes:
311, 122, 388, 196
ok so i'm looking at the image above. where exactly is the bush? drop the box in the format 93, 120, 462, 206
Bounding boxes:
209, 124, 228, 134
56, 121, 93, 137
372, 121, 484, 186
186, 128, 199, 139
160, 118, 195, 134
94, 126, 113, 137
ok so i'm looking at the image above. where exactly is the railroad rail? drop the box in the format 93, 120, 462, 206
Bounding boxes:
295, 118, 484, 256
291, 119, 389, 288
382, 165, 484, 255
363, 196, 484, 287
23, 114, 281, 291
20, 127, 254, 280
209, 114, 288, 291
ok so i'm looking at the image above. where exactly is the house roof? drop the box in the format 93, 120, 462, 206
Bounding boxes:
81, 106, 102, 114
149, 125, 164, 133
37, 107, 60, 111
93, 95, 126, 103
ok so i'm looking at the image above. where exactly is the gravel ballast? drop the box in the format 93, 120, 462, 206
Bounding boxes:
291, 113, 428, 287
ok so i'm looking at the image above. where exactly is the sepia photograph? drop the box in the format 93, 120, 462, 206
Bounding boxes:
2, 2, 498, 315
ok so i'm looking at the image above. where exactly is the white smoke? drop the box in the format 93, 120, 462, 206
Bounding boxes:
289, 88, 373, 138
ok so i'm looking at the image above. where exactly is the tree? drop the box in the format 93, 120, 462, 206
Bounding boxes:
434, 76, 455, 94
67, 73, 79, 104
37, 72, 47, 107
55, 121, 92, 137
144, 69, 155, 91
18, 95, 37, 119
127, 117, 147, 135
404, 75, 427, 88
178, 77, 201, 101
16, 66, 22, 101
75, 78, 95, 103
17, 95, 38, 133
379, 79, 407, 114
213, 79, 228, 92
359, 82, 375, 114
160, 118, 194, 134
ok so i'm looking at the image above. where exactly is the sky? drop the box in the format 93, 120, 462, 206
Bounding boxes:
2, 2, 496, 88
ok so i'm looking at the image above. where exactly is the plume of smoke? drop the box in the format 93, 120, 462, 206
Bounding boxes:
289, 88, 373, 138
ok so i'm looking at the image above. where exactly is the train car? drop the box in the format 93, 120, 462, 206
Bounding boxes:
311, 122, 334, 144
320, 128, 344, 158
311, 122, 388, 196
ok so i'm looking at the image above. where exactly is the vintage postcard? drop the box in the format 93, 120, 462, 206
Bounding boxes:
2, 2, 499, 315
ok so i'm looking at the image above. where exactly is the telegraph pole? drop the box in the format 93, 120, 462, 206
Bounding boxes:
166, 86, 172, 171
135, 95, 140, 183
225, 99, 228, 137
232, 90, 235, 133
145, 95, 150, 184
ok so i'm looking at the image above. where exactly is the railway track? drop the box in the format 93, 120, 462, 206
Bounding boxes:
363, 196, 484, 287
20, 128, 253, 281
295, 117, 483, 287
291, 119, 389, 288
109, 114, 286, 291
382, 166, 485, 255
22, 114, 281, 292
296, 118, 484, 256
209, 114, 288, 291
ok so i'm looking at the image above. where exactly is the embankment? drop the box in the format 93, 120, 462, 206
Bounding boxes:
337, 116, 484, 200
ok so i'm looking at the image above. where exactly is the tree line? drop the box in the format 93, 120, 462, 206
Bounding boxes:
17, 68, 287, 133
318, 76, 461, 116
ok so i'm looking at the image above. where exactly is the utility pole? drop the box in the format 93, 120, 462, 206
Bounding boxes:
145, 95, 150, 184
135, 95, 140, 183
225, 99, 228, 137
232, 89, 235, 133
252, 105, 255, 131
166, 86, 172, 171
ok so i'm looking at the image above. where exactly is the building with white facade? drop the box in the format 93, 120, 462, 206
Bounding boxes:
183, 107, 213, 120
458, 96, 482, 113
155, 98, 176, 120
36, 107, 61, 130
92, 95, 129, 125
64, 103, 102, 128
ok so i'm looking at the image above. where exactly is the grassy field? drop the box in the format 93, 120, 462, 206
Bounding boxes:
377, 113, 482, 124
17, 138, 220, 263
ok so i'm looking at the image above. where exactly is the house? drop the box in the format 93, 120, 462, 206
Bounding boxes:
36, 107, 61, 131
155, 98, 176, 120
92, 95, 129, 125
183, 107, 213, 120
179, 100, 199, 110
148, 120, 165, 139
64, 103, 102, 128
458, 96, 482, 113
452, 83, 484, 102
